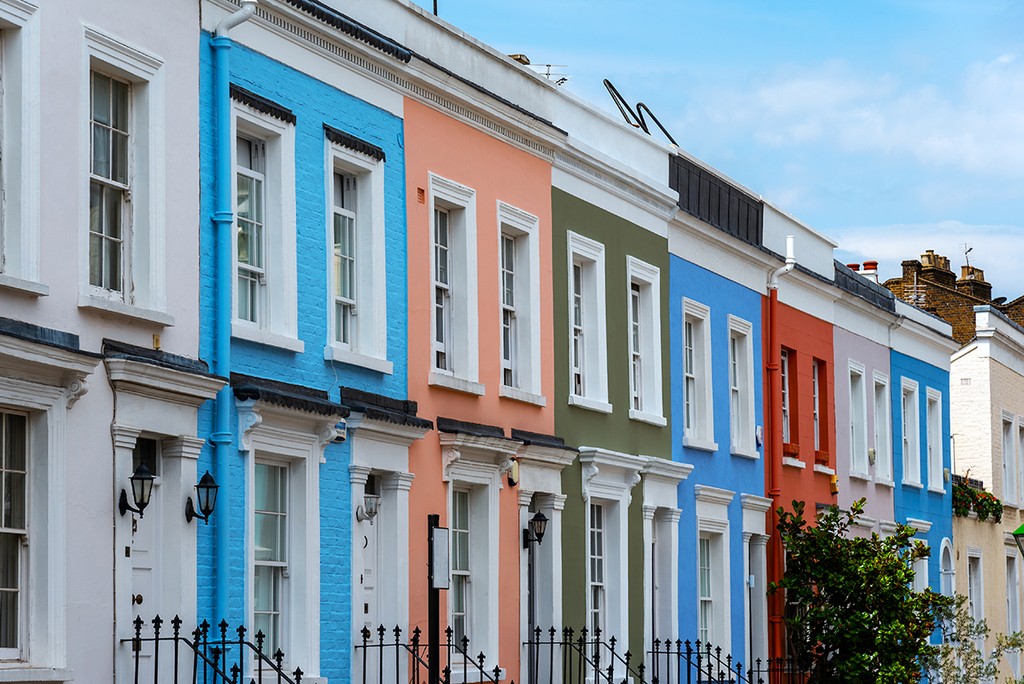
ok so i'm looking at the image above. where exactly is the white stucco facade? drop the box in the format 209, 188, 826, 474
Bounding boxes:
0, 1, 205, 681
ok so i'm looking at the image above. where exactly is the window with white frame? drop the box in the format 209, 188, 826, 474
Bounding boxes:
926, 389, 943, 492
589, 502, 606, 635
626, 258, 663, 425
497, 203, 541, 401
451, 489, 470, 645
0, 410, 26, 656
728, 316, 755, 456
849, 363, 868, 476
1004, 416, 1017, 506
781, 349, 792, 444
939, 540, 954, 596
812, 359, 825, 452
968, 552, 983, 651
231, 93, 299, 350
901, 379, 920, 486
873, 374, 892, 482
682, 298, 711, 442
567, 232, 609, 412
83, 29, 167, 318
0, 3, 42, 288
254, 462, 287, 653
698, 535, 713, 644
236, 136, 266, 325
1009, 553, 1021, 677
1018, 423, 1024, 506
325, 133, 389, 372
428, 174, 479, 392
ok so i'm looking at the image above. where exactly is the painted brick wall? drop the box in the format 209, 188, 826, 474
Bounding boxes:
891, 350, 953, 592
670, 255, 764, 661
198, 32, 409, 680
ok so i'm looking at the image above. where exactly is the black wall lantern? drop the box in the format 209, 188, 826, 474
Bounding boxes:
185, 471, 220, 524
522, 510, 549, 548
119, 463, 155, 518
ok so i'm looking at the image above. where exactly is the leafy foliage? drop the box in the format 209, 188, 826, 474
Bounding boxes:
952, 481, 1004, 522
769, 498, 953, 683
924, 593, 1024, 683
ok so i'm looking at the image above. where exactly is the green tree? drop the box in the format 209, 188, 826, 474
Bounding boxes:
770, 498, 953, 683
925, 593, 1024, 684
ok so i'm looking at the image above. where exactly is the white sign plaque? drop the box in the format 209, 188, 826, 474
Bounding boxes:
431, 527, 450, 590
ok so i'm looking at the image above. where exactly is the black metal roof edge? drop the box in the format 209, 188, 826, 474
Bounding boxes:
323, 124, 385, 162
510, 428, 576, 451
410, 52, 567, 136
231, 373, 349, 418
0, 316, 100, 357
339, 386, 432, 430
832, 262, 896, 314
436, 416, 507, 440
281, 0, 412, 63
229, 84, 296, 124
102, 339, 216, 377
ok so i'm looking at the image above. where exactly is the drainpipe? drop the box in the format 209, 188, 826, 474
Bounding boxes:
765, 235, 795, 662
210, 0, 257, 623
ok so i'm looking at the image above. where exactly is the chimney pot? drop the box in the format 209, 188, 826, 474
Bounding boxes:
863, 260, 879, 271
846, 263, 861, 271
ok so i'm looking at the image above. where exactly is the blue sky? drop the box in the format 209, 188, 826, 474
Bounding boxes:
416, 0, 1024, 298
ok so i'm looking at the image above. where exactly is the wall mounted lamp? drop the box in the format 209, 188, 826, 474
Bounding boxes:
1013, 522, 1024, 559
119, 463, 155, 518
356, 494, 380, 522
185, 471, 220, 524
522, 510, 549, 548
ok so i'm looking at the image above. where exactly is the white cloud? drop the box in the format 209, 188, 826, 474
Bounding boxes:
679, 56, 1024, 180
831, 220, 1024, 299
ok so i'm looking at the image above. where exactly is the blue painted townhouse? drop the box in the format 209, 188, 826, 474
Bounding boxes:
666, 154, 774, 667
890, 300, 958, 601
194, 1, 430, 680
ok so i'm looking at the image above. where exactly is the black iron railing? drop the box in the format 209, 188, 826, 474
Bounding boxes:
123, 615, 303, 684
353, 624, 504, 684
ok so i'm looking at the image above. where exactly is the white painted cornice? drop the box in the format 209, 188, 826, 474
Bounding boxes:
694, 484, 736, 507
345, 412, 430, 446
105, 358, 225, 406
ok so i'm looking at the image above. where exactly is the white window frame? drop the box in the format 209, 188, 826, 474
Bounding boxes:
901, 378, 921, 487
849, 362, 869, 477
0, 1, 43, 294
681, 298, 713, 446
1009, 550, 1022, 678
812, 361, 821, 451
253, 460, 288, 654
80, 27, 170, 325
0, 337, 96, 676
0, 409, 27, 660
440, 434, 508, 669
694, 485, 733, 651
323, 141, 389, 373
239, 400, 333, 677
230, 100, 300, 352
780, 349, 792, 444
1018, 421, 1024, 511
496, 202, 543, 405
926, 388, 944, 493
967, 549, 984, 653
589, 501, 607, 635
428, 174, 481, 395
566, 232, 610, 413
1003, 414, 1017, 506
939, 537, 955, 596
728, 316, 756, 458
625, 257, 663, 426
873, 373, 893, 484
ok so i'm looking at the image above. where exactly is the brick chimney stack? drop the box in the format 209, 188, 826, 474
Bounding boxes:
920, 250, 956, 288
957, 265, 992, 301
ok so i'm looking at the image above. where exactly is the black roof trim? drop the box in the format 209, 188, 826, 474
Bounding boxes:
510, 429, 576, 451
833, 261, 896, 314
0, 316, 99, 357
282, 0, 412, 63
410, 52, 566, 136
232, 373, 348, 418
324, 124, 386, 162
436, 417, 506, 440
339, 386, 432, 430
230, 84, 296, 124
103, 339, 216, 377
